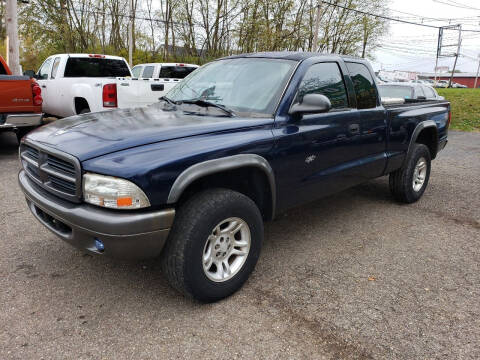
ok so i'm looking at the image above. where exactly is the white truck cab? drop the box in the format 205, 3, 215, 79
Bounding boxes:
131, 62, 199, 80
36, 54, 188, 118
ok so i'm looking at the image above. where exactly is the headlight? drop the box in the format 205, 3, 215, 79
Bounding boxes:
83, 173, 150, 209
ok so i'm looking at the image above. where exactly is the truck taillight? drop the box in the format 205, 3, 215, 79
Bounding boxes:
103, 84, 117, 107
32, 82, 42, 106
447, 109, 451, 128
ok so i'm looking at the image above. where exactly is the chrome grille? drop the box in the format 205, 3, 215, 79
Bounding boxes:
20, 142, 82, 203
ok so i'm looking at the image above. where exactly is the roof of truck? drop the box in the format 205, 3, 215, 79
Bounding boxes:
222, 51, 366, 62
52, 54, 126, 61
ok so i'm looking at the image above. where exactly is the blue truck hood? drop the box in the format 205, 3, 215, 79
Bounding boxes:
27, 104, 273, 161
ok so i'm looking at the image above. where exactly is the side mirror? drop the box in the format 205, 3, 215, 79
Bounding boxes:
289, 94, 332, 117
23, 70, 36, 78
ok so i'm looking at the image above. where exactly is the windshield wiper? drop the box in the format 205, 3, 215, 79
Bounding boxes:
158, 96, 178, 105
178, 99, 235, 117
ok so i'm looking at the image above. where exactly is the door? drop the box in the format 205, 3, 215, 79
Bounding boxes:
36, 57, 53, 114
273, 61, 365, 211
45, 57, 63, 116
344, 61, 387, 178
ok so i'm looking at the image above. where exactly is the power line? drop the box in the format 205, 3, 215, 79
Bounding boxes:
318, 0, 480, 33
433, 0, 480, 11
319, 0, 439, 29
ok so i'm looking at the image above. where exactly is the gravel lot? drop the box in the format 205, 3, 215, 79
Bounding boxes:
1, 130, 479, 359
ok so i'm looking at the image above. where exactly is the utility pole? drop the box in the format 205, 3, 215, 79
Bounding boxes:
128, 0, 133, 67
6, 0, 20, 75
474, 54, 480, 89
312, 2, 322, 52
448, 26, 462, 88
434, 27, 442, 86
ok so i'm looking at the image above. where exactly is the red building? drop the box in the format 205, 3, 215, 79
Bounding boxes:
420, 72, 479, 88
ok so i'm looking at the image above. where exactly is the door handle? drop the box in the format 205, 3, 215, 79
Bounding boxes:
41, 85, 46, 88
348, 123, 360, 135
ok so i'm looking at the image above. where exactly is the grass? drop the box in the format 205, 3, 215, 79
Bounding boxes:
437, 88, 480, 132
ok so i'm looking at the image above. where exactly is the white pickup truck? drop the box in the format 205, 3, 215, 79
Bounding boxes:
34, 54, 185, 118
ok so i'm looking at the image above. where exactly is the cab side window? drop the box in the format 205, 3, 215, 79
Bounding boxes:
142, 66, 155, 78
297, 62, 349, 109
51, 57, 61, 79
415, 86, 427, 99
423, 86, 436, 98
345, 62, 377, 109
131, 66, 143, 78
38, 58, 53, 80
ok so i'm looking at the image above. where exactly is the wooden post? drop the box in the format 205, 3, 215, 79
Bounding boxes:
312, 2, 322, 52
6, 0, 20, 75
474, 56, 480, 89
128, 0, 133, 67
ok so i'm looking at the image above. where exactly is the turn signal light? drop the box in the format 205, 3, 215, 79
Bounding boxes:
116, 197, 133, 207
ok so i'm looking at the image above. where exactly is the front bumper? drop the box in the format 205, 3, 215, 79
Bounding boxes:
0, 113, 43, 129
18, 170, 175, 260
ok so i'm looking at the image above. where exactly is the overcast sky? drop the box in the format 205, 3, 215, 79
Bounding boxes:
370, 0, 480, 73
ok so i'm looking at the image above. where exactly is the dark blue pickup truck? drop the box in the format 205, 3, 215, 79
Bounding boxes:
18, 52, 449, 302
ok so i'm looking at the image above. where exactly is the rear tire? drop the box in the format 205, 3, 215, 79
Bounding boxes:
79, 108, 90, 114
161, 188, 263, 302
389, 143, 431, 203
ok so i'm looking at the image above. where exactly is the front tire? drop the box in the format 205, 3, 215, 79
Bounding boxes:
161, 189, 263, 302
389, 143, 431, 203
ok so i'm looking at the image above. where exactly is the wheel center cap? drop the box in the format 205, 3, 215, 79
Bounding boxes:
214, 236, 231, 259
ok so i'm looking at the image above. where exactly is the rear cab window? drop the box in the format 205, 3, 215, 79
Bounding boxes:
378, 85, 414, 99
345, 62, 378, 109
296, 62, 349, 109
159, 65, 197, 79
64, 57, 131, 77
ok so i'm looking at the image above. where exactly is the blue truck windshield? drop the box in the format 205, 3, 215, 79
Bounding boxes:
166, 58, 296, 115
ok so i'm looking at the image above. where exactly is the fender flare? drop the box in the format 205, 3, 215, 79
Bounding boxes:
167, 154, 276, 219
404, 120, 438, 165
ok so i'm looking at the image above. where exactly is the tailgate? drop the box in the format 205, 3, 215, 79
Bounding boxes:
116, 78, 177, 108
0, 76, 36, 114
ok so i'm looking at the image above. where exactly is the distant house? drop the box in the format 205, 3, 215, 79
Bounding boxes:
419, 72, 479, 88
377, 70, 419, 82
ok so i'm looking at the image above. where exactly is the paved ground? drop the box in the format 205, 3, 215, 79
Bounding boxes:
1, 131, 479, 360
